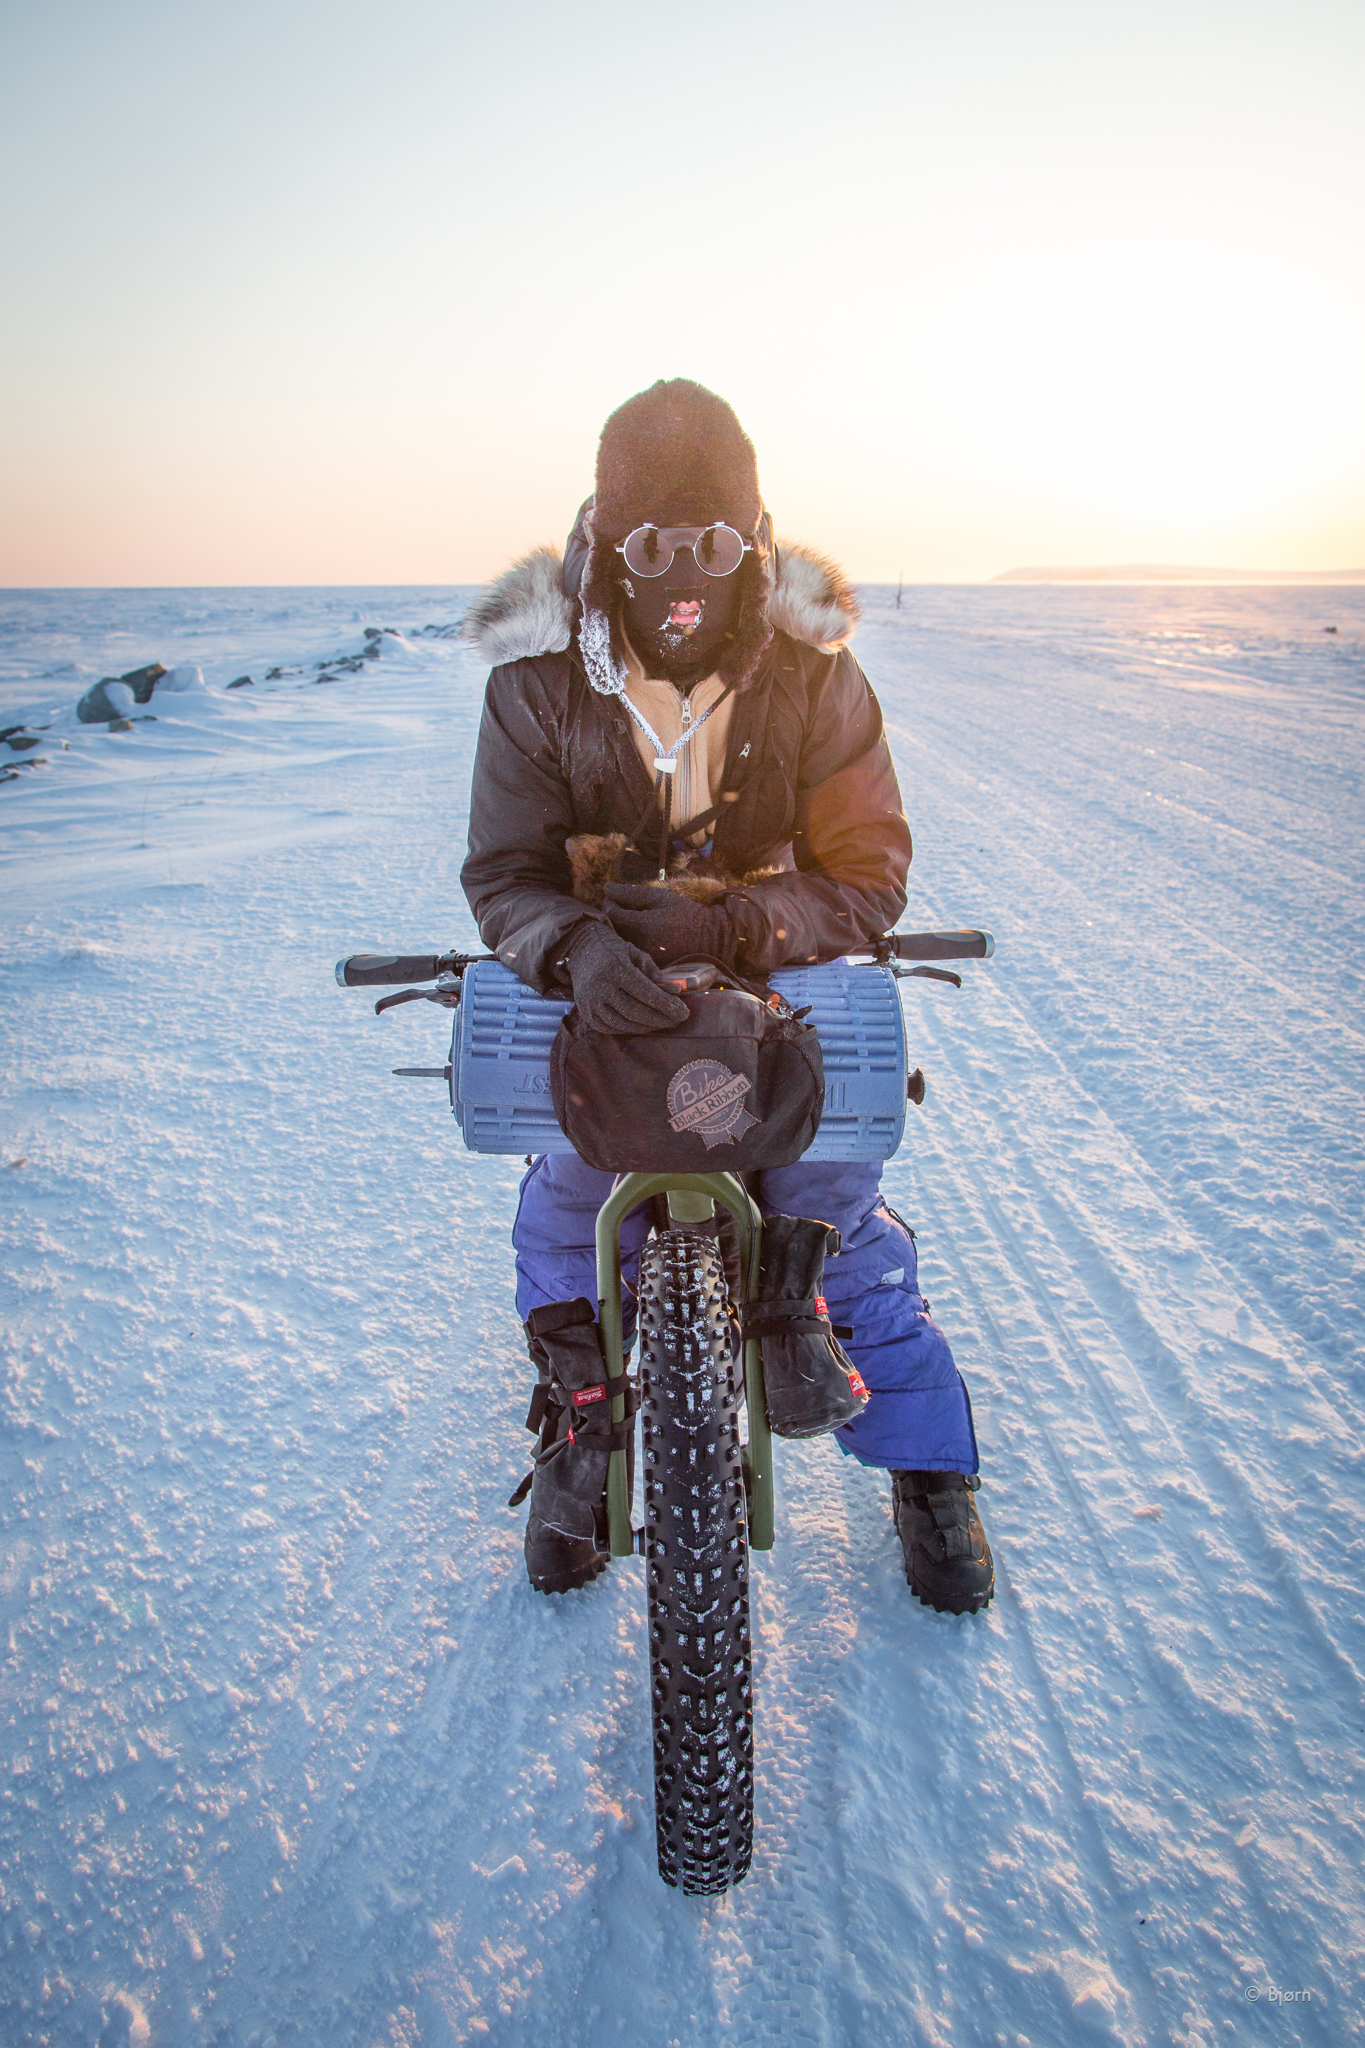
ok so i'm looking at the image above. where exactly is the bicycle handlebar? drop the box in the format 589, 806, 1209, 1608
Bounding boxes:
335, 931, 993, 990
886, 929, 994, 961
335, 951, 488, 989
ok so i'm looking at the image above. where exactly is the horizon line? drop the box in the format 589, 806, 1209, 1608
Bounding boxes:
4, 570, 1365, 595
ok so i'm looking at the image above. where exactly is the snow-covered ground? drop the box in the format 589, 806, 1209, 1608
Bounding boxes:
2, 580, 1362, 2048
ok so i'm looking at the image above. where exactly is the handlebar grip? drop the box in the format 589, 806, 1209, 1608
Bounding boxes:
336, 953, 443, 988
890, 929, 995, 961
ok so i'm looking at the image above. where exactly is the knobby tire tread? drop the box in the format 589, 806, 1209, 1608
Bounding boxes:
639, 1228, 753, 1895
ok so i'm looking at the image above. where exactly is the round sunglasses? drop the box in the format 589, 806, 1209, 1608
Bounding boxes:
615, 523, 753, 579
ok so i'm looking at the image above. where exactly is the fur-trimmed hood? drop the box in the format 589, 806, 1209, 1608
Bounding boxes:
464, 529, 860, 690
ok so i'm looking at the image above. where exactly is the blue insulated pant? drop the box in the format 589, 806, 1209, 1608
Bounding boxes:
512, 1153, 979, 1475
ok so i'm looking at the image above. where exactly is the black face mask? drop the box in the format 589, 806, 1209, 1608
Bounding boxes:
620, 539, 743, 686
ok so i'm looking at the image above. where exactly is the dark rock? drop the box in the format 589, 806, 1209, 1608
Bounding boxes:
77, 681, 125, 723
227, 675, 253, 689
6, 733, 41, 751
77, 663, 167, 724
121, 663, 166, 703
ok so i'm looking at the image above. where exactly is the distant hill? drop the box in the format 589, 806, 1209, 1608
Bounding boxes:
993, 564, 1365, 585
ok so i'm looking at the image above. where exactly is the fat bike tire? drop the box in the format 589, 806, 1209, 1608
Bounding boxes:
638, 1227, 754, 1896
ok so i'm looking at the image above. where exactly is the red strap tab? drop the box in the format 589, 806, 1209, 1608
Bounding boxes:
572, 1384, 607, 1407
846, 1369, 867, 1399
814, 1296, 828, 1316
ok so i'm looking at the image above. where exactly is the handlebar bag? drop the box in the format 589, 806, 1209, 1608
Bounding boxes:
550, 984, 824, 1173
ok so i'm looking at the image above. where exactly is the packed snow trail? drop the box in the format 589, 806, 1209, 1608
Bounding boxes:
0, 585, 1361, 2047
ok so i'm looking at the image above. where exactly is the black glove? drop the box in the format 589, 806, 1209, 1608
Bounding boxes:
602, 883, 743, 968
561, 919, 690, 1035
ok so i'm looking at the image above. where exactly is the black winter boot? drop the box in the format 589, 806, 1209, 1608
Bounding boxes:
524, 1512, 610, 1596
891, 1470, 994, 1614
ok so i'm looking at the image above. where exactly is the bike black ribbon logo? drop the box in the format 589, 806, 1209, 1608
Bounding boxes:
665, 1058, 761, 1149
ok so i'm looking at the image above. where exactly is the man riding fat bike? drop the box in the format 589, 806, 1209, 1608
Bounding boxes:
461, 377, 994, 1614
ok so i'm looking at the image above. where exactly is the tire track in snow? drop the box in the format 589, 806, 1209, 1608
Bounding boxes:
892, 728, 1365, 1063
893, 1236, 1352, 2042
929, 1182, 1350, 2046
890, 1000, 1362, 2037
919, 974, 1364, 1690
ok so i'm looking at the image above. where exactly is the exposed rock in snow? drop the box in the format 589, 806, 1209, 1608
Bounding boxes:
76, 662, 168, 721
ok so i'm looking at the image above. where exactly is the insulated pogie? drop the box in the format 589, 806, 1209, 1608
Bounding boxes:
523, 1297, 631, 1541
742, 1214, 869, 1436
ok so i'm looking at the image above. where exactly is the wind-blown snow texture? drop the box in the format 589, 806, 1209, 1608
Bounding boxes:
1, 582, 1362, 2048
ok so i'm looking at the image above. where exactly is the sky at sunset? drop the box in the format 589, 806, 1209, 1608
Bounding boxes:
1, 0, 1361, 587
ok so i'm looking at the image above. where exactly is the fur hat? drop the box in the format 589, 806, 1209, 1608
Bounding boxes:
593, 379, 762, 540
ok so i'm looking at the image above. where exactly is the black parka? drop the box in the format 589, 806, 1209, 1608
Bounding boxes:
460, 544, 912, 994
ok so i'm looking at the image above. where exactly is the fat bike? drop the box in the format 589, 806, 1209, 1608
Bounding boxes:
336, 928, 993, 1893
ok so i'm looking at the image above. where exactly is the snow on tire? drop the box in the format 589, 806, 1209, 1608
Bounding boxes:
639, 1228, 754, 1896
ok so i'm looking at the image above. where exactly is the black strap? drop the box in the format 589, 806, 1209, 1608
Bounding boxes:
671, 750, 763, 847
743, 1313, 835, 1340
615, 1378, 639, 1416
580, 1379, 638, 1422
744, 1315, 852, 1341
673, 799, 720, 844
741, 1299, 855, 1343
741, 1296, 821, 1330
622, 786, 726, 870
527, 1376, 638, 1435
622, 788, 661, 869
654, 762, 672, 878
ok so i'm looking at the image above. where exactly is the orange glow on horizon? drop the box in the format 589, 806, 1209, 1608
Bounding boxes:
1, 0, 1361, 587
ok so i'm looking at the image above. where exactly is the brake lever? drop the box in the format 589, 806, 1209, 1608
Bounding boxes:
374, 980, 462, 1016
893, 965, 963, 989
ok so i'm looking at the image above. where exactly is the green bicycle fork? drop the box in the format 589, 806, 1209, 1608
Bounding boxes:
594, 1172, 773, 1558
